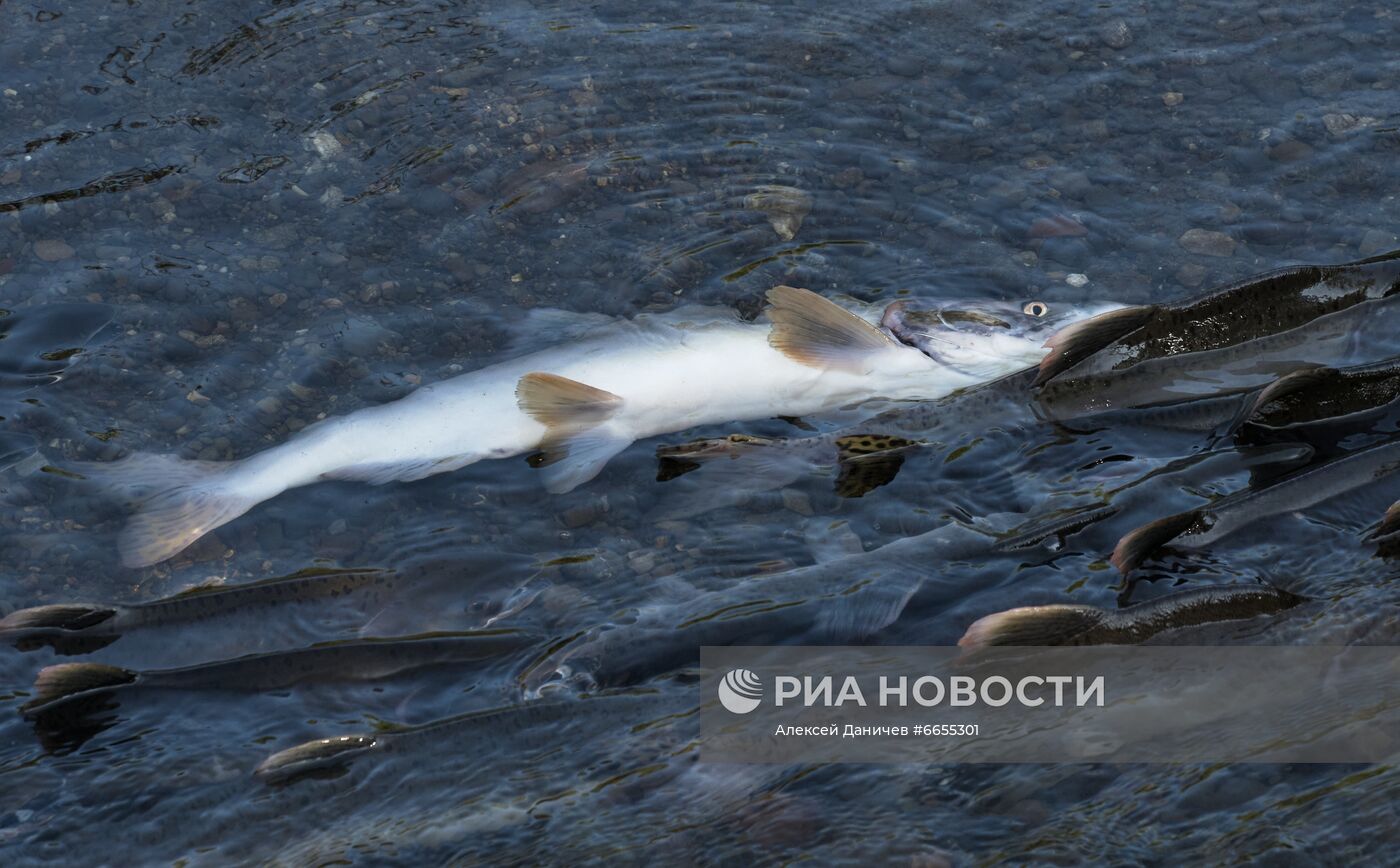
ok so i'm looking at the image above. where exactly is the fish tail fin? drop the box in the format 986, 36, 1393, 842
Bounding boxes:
76, 453, 260, 567
0, 604, 116, 632
1109, 509, 1204, 575
958, 604, 1107, 649
23, 662, 137, 715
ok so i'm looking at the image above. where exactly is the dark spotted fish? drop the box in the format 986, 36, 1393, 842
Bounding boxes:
0, 568, 395, 654
521, 517, 1006, 693
958, 584, 1308, 648
21, 631, 537, 717
1232, 357, 1400, 450
253, 690, 687, 784
1036, 250, 1400, 418
1112, 436, 1400, 574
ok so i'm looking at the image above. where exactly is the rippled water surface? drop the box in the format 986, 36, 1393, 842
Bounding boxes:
3, 1, 1399, 863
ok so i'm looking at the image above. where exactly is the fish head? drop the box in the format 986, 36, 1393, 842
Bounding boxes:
880, 298, 1126, 379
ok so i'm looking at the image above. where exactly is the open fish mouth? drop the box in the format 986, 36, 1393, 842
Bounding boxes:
879, 298, 1097, 376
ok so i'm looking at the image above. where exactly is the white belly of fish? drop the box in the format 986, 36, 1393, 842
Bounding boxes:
269, 321, 950, 491
88, 285, 999, 567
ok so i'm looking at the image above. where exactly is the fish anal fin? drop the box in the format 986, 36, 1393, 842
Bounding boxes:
516, 372, 622, 428
765, 285, 898, 372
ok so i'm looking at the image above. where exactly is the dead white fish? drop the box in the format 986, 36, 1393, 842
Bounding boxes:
77, 286, 1117, 567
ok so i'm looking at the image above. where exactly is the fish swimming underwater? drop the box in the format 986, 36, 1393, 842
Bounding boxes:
81, 285, 1118, 567
1034, 250, 1400, 418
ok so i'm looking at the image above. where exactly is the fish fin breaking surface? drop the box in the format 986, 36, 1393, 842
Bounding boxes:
1035, 304, 1158, 386
516, 372, 623, 428
1229, 365, 1334, 434
958, 604, 1107, 649
833, 434, 917, 498
528, 426, 633, 494
765, 284, 898, 372
254, 734, 379, 783
23, 662, 137, 715
1110, 508, 1208, 575
1370, 500, 1400, 540
834, 452, 907, 498
0, 604, 115, 632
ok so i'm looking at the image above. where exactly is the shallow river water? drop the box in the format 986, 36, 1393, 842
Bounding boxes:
2, 1, 1399, 864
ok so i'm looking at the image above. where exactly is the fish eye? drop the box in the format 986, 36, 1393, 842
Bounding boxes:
1023, 301, 1049, 317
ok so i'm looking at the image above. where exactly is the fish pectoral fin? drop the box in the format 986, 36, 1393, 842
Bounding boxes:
516, 372, 623, 428
528, 426, 633, 494
765, 284, 899, 372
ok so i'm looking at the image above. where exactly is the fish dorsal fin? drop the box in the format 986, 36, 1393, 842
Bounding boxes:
765, 285, 898, 372
516, 372, 622, 427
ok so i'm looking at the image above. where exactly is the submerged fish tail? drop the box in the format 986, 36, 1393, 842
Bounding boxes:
76, 453, 266, 568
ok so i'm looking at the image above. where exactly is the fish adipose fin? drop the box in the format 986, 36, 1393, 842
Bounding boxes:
75, 453, 261, 568
517, 372, 631, 493
765, 285, 898, 372
1035, 304, 1158, 386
